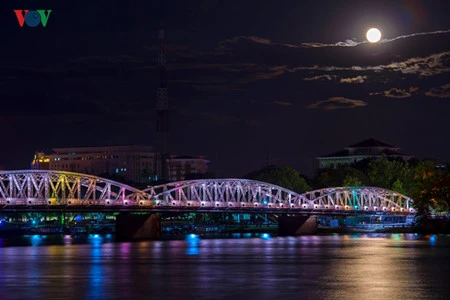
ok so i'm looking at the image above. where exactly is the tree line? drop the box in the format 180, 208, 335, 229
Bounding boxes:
243, 156, 450, 217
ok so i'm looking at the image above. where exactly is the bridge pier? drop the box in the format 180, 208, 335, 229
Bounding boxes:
115, 213, 161, 241
278, 215, 317, 236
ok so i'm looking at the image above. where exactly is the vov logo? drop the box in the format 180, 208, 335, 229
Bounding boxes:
13, 10, 52, 27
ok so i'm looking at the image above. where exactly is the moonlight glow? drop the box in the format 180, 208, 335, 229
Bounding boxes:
366, 28, 381, 43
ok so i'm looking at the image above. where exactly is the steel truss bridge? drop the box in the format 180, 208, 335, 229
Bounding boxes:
0, 170, 415, 214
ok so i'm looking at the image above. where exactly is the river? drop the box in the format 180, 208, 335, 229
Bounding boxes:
0, 233, 449, 300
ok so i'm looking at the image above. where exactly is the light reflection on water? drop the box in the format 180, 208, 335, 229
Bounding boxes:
0, 233, 449, 300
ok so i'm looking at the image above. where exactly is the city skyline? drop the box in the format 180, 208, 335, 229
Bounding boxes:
1, 1, 450, 177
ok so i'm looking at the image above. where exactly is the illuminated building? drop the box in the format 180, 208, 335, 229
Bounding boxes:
169, 156, 209, 180
316, 137, 413, 169
30, 146, 208, 183
30, 152, 51, 170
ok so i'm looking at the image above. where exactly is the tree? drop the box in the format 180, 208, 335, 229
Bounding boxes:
391, 179, 408, 195
368, 155, 414, 195
411, 160, 450, 217
342, 175, 362, 187
313, 167, 368, 189
244, 165, 310, 194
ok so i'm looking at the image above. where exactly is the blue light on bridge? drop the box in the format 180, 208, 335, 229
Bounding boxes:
88, 234, 104, 247
30, 234, 43, 247
429, 235, 437, 246
261, 233, 271, 240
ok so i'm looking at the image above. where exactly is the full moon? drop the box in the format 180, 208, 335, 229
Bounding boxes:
366, 28, 381, 43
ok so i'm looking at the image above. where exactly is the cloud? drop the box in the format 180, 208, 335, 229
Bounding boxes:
185, 65, 286, 92
340, 75, 367, 84
307, 97, 368, 111
301, 40, 363, 48
381, 29, 450, 44
216, 36, 297, 52
300, 29, 450, 48
3, 28, 449, 101
303, 74, 366, 84
425, 83, 450, 98
303, 75, 336, 81
383, 88, 412, 98
409, 86, 420, 93
385, 51, 450, 77
213, 30, 450, 80
370, 86, 420, 98
217, 34, 365, 50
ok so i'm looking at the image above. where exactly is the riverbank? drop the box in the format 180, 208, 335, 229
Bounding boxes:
1, 218, 449, 238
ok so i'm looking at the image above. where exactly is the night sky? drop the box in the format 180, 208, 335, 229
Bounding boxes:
1, 0, 450, 177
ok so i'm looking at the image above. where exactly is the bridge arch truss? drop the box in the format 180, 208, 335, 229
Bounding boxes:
143, 180, 415, 213
0, 170, 149, 206
0, 170, 415, 213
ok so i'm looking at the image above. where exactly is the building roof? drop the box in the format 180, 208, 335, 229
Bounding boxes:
52, 145, 154, 154
319, 149, 349, 158
171, 155, 209, 161
379, 149, 407, 156
317, 137, 410, 159
347, 137, 397, 149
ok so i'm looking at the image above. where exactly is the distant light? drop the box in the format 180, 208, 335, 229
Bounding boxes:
261, 233, 271, 240
429, 235, 437, 245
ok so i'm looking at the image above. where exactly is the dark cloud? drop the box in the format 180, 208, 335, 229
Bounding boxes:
425, 83, 450, 98
3, 30, 449, 96
300, 29, 450, 48
370, 86, 420, 98
307, 97, 368, 111
409, 86, 420, 93
383, 88, 412, 99
303, 75, 336, 81
340, 76, 367, 84
171, 31, 450, 92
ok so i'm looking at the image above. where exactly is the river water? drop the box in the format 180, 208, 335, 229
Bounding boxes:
0, 233, 449, 300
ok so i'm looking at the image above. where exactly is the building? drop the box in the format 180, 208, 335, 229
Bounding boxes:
30, 153, 50, 170
30, 146, 209, 183
317, 137, 413, 169
169, 156, 209, 180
